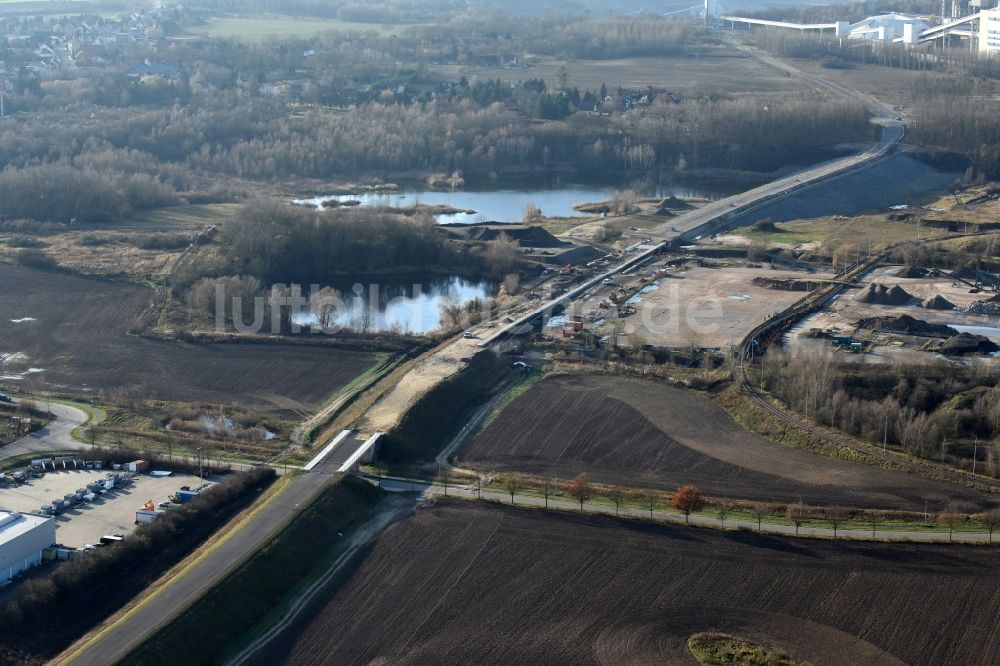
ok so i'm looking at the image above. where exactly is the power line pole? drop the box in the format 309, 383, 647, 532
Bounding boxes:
0, 63, 7, 119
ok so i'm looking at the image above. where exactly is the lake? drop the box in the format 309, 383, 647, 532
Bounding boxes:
293, 182, 730, 224
292, 275, 498, 334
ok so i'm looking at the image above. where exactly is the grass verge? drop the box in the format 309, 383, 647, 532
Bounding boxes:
52, 473, 295, 666
713, 386, 891, 468
479, 364, 550, 431
687, 632, 806, 666
123, 475, 385, 665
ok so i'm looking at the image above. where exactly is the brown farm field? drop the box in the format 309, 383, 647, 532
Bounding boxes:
279, 501, 1000, 665
432, 45, 806, 95
459, 374, 990, 511
0, 265, 376, 415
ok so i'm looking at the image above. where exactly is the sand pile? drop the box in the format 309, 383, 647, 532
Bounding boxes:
922, 294, 957, 310
854, 284, 915, 306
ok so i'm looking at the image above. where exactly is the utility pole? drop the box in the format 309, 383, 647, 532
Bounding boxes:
198, 447, 203, 480
973, 438, 978, 475
883, 412, 888, 452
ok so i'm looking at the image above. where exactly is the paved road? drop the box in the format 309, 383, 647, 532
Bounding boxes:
482, 61, 905, 346
61, 47, 913, 664
380, 478, 998, 545
58, 468, 338, 666
0, 400, 89, 463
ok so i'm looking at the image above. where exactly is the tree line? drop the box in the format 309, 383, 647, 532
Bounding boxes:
758, 350, 1000, 472
480, 472, 1000, 540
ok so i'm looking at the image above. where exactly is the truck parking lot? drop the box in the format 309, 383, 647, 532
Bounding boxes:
0, 469, 204, 548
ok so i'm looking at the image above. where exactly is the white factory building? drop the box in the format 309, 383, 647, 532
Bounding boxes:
980, 8, 1000, 52
0, 510, 55, 583
847, 14, 930, 42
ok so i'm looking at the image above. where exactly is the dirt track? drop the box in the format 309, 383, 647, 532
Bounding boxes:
460, 374, 990, 511
0, 266, 375, 415
280, 501, 1000, 665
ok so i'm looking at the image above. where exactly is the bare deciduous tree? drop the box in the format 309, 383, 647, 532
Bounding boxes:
500, 473, 521, 505
825, 507, 851, 538
566, 473, 593, 510
607, 488, 626, 515
787, 502, 808, 536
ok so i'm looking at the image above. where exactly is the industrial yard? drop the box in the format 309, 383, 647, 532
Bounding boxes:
0, 465, 206, 549
552, 261, 832, 349
786, 265, 1000, 362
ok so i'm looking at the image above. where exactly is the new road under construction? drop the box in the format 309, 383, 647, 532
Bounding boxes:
60, 69, 911, 666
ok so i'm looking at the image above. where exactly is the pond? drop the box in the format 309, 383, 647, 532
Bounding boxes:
292, 182, 731, 224
292, 275, 498, 334
950, 324, 1000, 341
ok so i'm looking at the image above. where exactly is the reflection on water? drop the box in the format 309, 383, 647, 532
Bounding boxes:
292, 276, 498, 334
293, 182, 729, 224
950, 324, 1000, 340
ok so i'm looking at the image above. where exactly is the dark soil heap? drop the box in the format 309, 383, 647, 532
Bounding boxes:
854, 283, 915, 305
657, 195, 695, 213
856, 314, 957, 337
751, 220, 781, 233
752, 276, 827, 292
464, 225, 567, 248
899, 266, 929, 278
922, 294, 956, 310
940, 333, 1000, 356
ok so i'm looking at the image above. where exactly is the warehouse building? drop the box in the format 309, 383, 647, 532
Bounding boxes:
0, 510, 55, 583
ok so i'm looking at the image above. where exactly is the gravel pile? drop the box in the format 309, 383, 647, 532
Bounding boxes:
854, 284, 915, 305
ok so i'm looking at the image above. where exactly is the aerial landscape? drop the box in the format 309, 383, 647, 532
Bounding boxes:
0, 0, 999, 664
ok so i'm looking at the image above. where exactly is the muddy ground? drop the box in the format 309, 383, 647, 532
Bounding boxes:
0, 265, 376, 416
279, 500, 1000, 665
567, 263, 825, 349
459, 374, 990, 511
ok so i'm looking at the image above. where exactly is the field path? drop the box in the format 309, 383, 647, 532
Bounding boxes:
381, 479, 1000, 544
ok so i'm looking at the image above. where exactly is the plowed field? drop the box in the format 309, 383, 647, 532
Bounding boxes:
460, 374, 989, 511
0, 265, 375, 415
280, 501, 1000, 666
